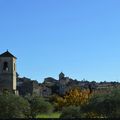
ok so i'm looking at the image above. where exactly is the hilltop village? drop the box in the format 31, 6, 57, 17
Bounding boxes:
17, 73, 120, 97
0, 51, 120, 97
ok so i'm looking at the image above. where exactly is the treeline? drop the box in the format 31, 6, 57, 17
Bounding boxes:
0, 87, 120, 118
53, 87, 120, 118
0, 91, 53, 118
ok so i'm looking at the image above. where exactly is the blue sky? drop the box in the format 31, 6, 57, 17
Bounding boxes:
0, 0, 120, 82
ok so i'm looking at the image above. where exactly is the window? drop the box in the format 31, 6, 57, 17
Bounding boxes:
3, 62, 9, 71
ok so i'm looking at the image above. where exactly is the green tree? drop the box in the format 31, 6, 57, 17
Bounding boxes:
82, 88, 120, 118
0, 92, 30, 118
25, 95, 53, 118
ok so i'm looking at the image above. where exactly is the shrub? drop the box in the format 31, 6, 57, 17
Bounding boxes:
0, 92, 30, 118
25, 95, 53, 118
82, 88, 120, 118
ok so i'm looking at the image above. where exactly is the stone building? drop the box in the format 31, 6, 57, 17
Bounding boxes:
0, 51, 83, 97
1, 51, 115, 97
17, 77, 52, 97
39, 84, 52, 97
59, 72, 65, 80
17, 77, 34, 96
0, 51, 18, 94
58, 72, 70, 95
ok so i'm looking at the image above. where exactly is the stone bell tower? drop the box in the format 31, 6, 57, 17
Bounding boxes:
0, 50, 17, 93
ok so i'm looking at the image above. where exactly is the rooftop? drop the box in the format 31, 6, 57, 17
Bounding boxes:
0, 50, 17, 59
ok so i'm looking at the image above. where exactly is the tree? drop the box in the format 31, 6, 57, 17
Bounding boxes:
25, 95, 53, 118
82, 88, 120, 118
0, 92, 30, 118
82, 93, 107, 118
55, 88, 91, 109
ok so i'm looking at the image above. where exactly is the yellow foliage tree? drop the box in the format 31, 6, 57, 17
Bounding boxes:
55, 88, 91, 109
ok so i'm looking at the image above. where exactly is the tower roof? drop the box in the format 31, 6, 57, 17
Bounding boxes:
0, 50, 17, 59
59, 72, 65, 76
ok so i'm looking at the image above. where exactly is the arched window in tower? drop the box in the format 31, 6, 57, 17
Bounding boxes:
3, 62, 9, 71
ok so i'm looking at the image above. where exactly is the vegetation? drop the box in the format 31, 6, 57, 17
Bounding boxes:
82, 88, 120, 118
0, 92, 30, 118
60, 106, 83, 118
0, 87, 120, 118
25, 95, 53, 118
55, 88, 91, 110
55, 87, 120, 118
0, 92, 53, 118
36, 112, 61, 118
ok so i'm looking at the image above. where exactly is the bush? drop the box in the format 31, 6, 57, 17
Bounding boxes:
82, 88, 120, 118
0, 92, 30, 118
60, 106, 83, 118
25, 95, 53, 118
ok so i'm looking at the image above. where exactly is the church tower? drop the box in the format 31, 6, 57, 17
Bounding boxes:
0, 51, 17, 93
59, 72, 65, 80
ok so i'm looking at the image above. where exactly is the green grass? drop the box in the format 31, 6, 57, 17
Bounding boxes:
36, 112, 61, 118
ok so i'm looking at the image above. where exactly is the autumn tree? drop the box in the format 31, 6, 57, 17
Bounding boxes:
55, 88, 91, 109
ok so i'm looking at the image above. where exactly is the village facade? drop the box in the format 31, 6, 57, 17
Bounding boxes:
0, 51, 119, 97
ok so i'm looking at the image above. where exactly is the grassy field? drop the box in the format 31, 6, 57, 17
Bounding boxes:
36, 112, 61, 118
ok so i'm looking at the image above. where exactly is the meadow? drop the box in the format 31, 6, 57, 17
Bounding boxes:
36, 112, 61, 118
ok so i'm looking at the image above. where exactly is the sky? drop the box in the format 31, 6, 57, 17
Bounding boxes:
0, 0, 120, 82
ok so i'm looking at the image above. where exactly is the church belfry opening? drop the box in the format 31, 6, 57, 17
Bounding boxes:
3, 61, 9, 71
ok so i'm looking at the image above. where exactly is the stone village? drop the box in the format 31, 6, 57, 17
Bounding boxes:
0, 51, 119, 97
